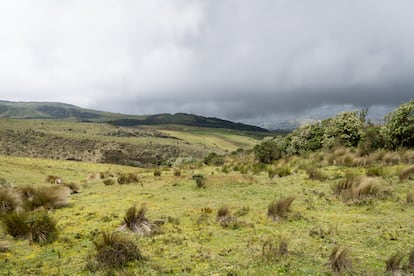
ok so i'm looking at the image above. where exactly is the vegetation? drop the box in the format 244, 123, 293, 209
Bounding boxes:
329, 246, 352, 274
267, 196, 296, 221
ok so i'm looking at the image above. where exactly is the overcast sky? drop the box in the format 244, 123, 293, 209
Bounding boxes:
0, 1, 413, 127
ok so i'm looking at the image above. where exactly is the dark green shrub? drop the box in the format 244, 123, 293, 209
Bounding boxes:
267, 196, 295, 221
329, 246, 352, 274
383, 99, 414, 148
204, 153, 225, 166
323, 111, 363, 148
358, 125, 386, 155
92, 231, 143, 268
192, 174, 206, 188
0, 188, 20, 214
254, 138, 287, 164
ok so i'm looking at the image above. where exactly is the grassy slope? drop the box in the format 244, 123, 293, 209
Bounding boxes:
1, 155, 413, 275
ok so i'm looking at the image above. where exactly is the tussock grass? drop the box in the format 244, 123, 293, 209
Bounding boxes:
382, 152, 401, 165
45, 175, 62, 184
366, 165, 386, 177
409, 249, 414, 273
399, 165, 414, 182
103, 178, 115, 186
20, 185, 71, 210
407, 191, 414, 204
402, 149, 414, 163
216, 206, 238, 228
192, 174, 206, 188
153, 169, 162, 177
63, 182, 81, 194
306, 167, 328, 181
91, 231, 143, 269
329, 246, 352, 274
1, 211, 29, 238
173, 168, 181, 177
385, 252, 405, 273
117, 173, 139, 184
334, 176, 386, 202
1, 210, 58, 244
267, 196, 296, 221
261, 238, 289, 262
121, 205, 155, 235
0, 188, 20, 214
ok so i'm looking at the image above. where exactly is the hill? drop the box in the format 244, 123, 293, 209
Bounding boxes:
0, 100, 268, 132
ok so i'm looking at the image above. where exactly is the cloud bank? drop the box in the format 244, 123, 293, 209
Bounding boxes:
0, 0, 413, 125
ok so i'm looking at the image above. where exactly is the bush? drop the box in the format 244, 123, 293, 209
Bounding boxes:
103, 179, 115, 186
287, 122, 325, 154
267, 196, 295, 221
358, 125, 386, 155
92, 231, 143, 269
192, 174, 206, 189
203, 153, 225, 166
383, 99, 414, 149
0, 188, 20, 214
20, 185, 70, 210
254, 138, 287, 164
323, 111, 363, 148
329, 246, 352, 274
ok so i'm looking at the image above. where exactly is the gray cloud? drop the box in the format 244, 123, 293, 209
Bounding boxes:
0, 0, 413, 126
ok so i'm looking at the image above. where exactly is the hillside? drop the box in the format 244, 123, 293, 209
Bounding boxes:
0, 100, 268, 132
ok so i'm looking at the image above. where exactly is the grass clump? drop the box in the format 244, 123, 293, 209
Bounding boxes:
192, 174, 206, 188
120, 205, 155, 235
117, 173, 139, 184
409, 249, 414, 273
45, 175, 62, 184
306, 167, 328, 181
267, 196, 295, 221
91, 231, 143, 269
0, 188, 20, 214
153, 169, 162, 177
173, 169, 181, 177
1, 211, 58, 244
216, 206, 238, 229
20, 185, 71, 210
261, 238, 289, 262
103, 178, 115, 186
329, 246, 352, 274
406, 191, 414, 204
399, 165, 414, 182
333, 175, 386, 203
385, 252, 405, 273
63, 182, 81, 194
366, 165, 386, 177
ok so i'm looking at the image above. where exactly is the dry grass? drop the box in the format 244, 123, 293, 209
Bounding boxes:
306, 167, 328, 181
1, 211, 29, 238
63, 182, 81, 194
117, 173, 139, 184
261, 239, 289, 262
402, 150, 414, 163
19, 185, 71, 210
0, 187, 20, 214
216, 206, 238, 228
121, 205, 155, 235
267, 196, 296, 221
334, 176, 386, 202
329, 246, 352, 274
399, 165, 414, 182
382, 152, 401, 165
407, 191, 414, 204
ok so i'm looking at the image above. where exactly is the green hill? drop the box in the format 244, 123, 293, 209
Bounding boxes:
0, 100, 268, 132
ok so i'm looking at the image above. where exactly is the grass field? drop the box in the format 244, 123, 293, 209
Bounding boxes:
1, 152, 413, 275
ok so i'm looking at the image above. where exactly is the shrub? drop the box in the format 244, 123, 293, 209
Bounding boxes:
383, 99, 414, 148
399, 165, 414, 182
26, 211, 58, 244
192, 174, 206, 189
358, 125, 386, 155
203, 153, 225, 166
0, 188, 20, 214
385, 252, 405, 273
323, 111, 363, 148
267, 196, 295, 221
1, 211, 29, 238
329, 246, 352, 274
254, 138, 287, 164
20, 185, 71, 210
121, 206, 154, 235
92, 231, 143, 268
103, 179, 115, 186
287, 122, 325, 154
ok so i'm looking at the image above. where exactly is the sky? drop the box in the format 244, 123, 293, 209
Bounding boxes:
0, 0, 413, 128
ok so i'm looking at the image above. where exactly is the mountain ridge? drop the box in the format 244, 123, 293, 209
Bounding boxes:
0, 100, 269, 132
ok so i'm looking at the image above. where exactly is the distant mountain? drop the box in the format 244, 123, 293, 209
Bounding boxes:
0, 100, 269, 132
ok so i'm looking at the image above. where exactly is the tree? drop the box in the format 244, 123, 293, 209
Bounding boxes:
383, 99, 414, 148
